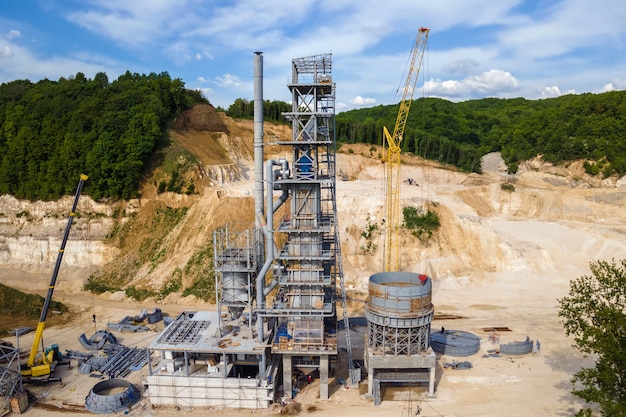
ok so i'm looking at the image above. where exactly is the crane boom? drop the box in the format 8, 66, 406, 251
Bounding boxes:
22, 174, 88, 378
383, 27, 429, 272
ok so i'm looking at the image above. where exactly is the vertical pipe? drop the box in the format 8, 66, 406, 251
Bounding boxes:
253, 51, 267, 379
254, 52, 264, 226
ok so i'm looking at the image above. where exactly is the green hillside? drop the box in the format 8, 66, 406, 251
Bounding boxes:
0, 71, 206, 201
2, 69, 625, 203
336, 92, 626, 176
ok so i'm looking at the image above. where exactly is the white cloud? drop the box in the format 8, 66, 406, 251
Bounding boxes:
599, 78, 626, 93
0, 43, 112, 83
538, 86, 562, 99
6, 30, 21, 40
197, 76, 208, 83
199, 87, 214, 101
215, 73, 243, 88
443, 59, 480, 76
426, 69, 520, 99
1, 45, 13, 57
336, 102, 349, 112
349, 96, 376, 106
194, 51, 214, 61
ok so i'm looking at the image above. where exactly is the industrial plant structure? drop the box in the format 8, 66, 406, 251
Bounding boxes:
146, 51, 353, 408
146, 47, 437, 409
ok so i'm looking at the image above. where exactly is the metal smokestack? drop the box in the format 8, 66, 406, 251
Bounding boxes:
253, 52, 267, 357
254, 52, 264, 225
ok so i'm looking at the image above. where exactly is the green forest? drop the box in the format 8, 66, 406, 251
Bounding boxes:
0, 71, 205, 200
336, 91, 626, 175
1, 69, 626, 202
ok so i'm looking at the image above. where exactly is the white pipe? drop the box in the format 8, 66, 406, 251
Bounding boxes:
253, 52, 264, 228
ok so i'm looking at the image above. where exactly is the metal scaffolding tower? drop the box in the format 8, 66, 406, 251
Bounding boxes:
260, 53, 353, 398
0, 341, 22, 414
213, 224, 262, 326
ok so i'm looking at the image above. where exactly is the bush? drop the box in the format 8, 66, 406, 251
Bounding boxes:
125, 286, 156, 301
501, 182, 515, 192
583, 160, 600, 176
403, 205, 441, 243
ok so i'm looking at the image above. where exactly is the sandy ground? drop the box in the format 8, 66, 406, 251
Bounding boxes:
3, 151, 625, 417
1, 260, 594, 417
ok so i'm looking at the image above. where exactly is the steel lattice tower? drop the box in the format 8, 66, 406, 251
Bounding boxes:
262, 53, 345, 400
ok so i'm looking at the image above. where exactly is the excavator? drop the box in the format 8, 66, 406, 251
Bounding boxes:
20, 174, 88, 381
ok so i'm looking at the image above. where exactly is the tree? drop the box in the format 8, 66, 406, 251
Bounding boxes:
558, 259, 626, 416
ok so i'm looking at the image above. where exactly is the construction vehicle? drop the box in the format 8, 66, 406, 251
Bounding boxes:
21, 174, 88, 380
382, 27, 429, 272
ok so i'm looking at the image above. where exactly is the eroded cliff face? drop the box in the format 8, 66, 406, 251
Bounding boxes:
2, 108, 626, 302
0, 194, 122, 267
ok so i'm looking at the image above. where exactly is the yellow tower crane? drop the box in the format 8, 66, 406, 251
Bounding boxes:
382, 27, 429, 272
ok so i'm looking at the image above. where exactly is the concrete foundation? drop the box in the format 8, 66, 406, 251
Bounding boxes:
146, 375, 273, 409
366, 349, 436, 404
282, 354, 331, 400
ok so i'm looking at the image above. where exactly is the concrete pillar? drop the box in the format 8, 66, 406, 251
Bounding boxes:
283, 355, 293, 398
367, 366, 374, 397
428, 365, 436, 397
319, 355, 329, 400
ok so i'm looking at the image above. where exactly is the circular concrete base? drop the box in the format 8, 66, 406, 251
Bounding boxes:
430, 330, 480, 356
84, 378, 140, 414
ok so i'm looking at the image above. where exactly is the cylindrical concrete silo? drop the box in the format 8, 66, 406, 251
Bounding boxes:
365, 271, 437, 404
365, 271, 434, 355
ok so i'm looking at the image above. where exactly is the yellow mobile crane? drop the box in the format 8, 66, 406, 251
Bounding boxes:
21, 174, 88, 380
382, 27, 429, 272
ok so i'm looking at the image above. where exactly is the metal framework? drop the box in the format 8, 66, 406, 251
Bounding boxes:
264, 53, 338, 349
368, 323, 431, 355
383, 27, 429, 272
213, 224, 262, 327
265, 53, 355, 395
0, 342, 22, 414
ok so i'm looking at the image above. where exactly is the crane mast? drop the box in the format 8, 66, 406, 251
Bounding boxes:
22, 174, 88, 379
383, 27, 429, 272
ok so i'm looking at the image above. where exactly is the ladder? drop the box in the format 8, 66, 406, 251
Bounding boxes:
333, 199, 357, 385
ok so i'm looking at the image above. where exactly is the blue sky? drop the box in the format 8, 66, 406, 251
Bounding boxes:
1, 0, 626, 111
